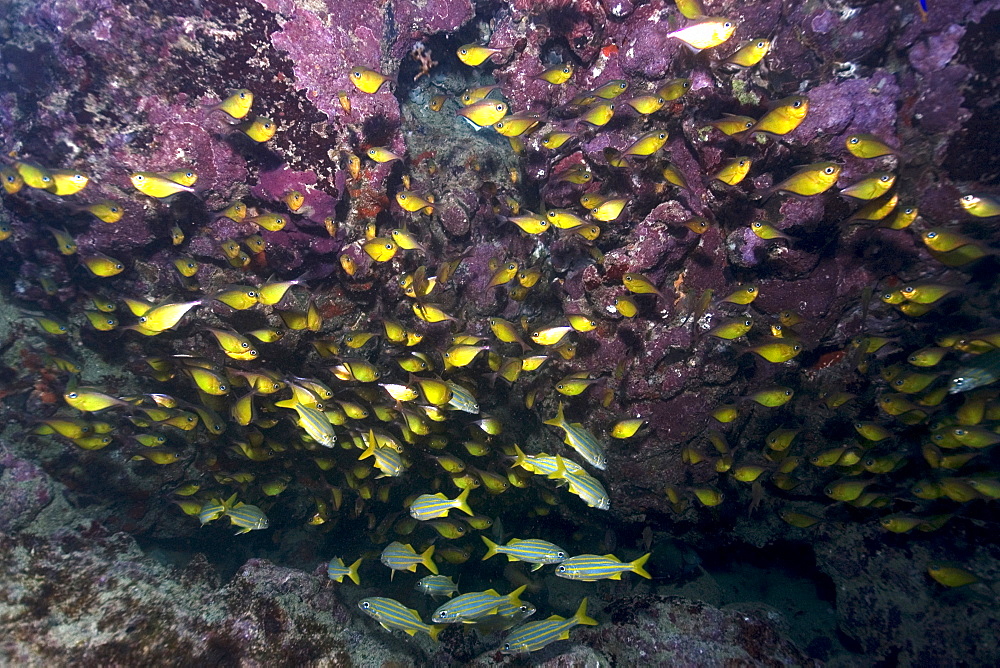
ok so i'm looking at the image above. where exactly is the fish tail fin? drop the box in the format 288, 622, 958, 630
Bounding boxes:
421, 545, 439, 575
542, 401, 566, 427
428, 624, 445, 642
359, 436, 376, 460
548, 454, 568, 480
454, 486, 474, 516
347, 557, 362, 585
507, 584, 527, 605
573, 597, 598, 626
481, 535, 499, 561
512, 444, 529, 469
630, 552, 652, 579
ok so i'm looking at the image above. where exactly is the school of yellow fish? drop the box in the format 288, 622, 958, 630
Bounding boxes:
2, 0, 997, 654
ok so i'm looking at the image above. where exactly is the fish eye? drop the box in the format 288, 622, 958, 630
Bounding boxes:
792, 99, 802, 107
744, 319, 752, 326
784, 390, 792, 396
134, 174, 145, 182
961, 194, 974, 202
557, 565, 566, 572
460, 48, 468, 55
824, 167, 835, 174
904, 208, 914, 214
893, 379, 904, 386
849, 136, 860, 144
746, 287, 756, 293
753, 221, 762, 228
352, 70, 361, 78
757, 41, 766, 48
507, 262, 516, 270
247, 291, 257, 297
658, 133, 666, 139
384, 243, 393, 249
495, 104, 504, 111
241, 342, 249, 348
954, 429, 966, 436
361, 601, 370, 608
926, 231, 937, 238
68, 391, 78, 399
901, 286, 914, 294
106, 318, 114, 325
739, 160, 747, 166
504, 644, 511, 651
219, 384, 227, 391
618, 82, 627, 89
563, 66, 571, 73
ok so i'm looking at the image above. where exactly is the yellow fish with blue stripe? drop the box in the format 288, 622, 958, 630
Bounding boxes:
409, 487, 473, 520
326, 557, 362, 584
555, 553, 651, 581
501, 598, 598, 654
543, 402, 607, 470
358, 597, 444, 641
275, 399, 336, 447
380, 541, 438, 575
224, 502, 269, 535
431, 585, 528, 623
481, 536, 567, 571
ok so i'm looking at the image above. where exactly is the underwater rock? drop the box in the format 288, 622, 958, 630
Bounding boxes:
0, 448, 53, 533
0, 525, 421, 667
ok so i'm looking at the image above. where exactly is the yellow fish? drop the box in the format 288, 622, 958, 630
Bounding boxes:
537, 63, 574, 84
160, 169, 198, 187
625, 94, 666, 115
844, 133, 896, 158
623, 273, 663, 298
212, 89, 254, 119
721, 285, 758, 304
713, 157, 752, 185
84, 311, 118, 331
130, 172, 195, 198
458, 100, 508, 127
363, 238, 399, 262
662, 164, 690, 189
13, 161, 54, 189
47, 227, 78, 255
459, 84, 499, 106
579, 102, 615, 127
592, 80, 630, 99
613, 296, 638, 317
1, 165, 24, 193
249, 213, 288, 232
79, 200, 124, 224
456, 43, 503, 66
81, 253, 125, 277
840, 172, 895, 200
657, 78, 691, 101
725, 38, 770, 67
395, 191, 435, 213
366, 147, 402, 163
772, 162, 841, 196
710, 114, 755, 135
64, 386, 129, 412
668, 17, 737, 52
349, 65, 393, 94
750, 220, 791, 241
540, 131, 574, 149
748, 96, 809, 136
530, 325, 573, 346
284, 190, 305, 212
674, 0, 705, 19
590, 198, 627, 222
137, 300, 202, 332
493, 113, 542, 138
959, 194, 1000, 218
237, 116, 276, 142
46, 169, 89, 196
